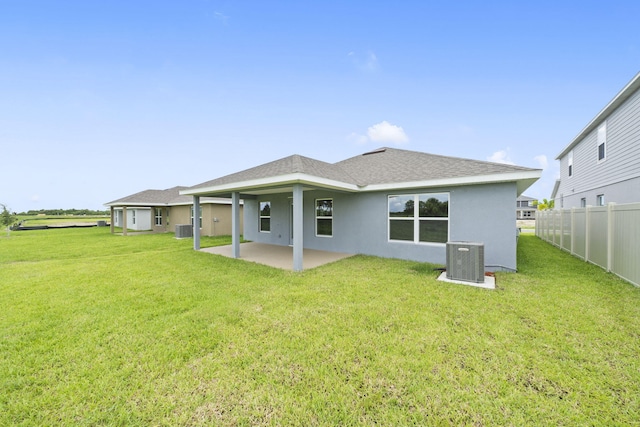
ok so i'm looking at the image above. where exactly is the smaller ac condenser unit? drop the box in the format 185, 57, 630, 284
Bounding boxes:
175, 224, 193, 239
446, 242, 485, 283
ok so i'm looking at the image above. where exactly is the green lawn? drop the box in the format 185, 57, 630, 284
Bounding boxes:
1, 228, 639, 425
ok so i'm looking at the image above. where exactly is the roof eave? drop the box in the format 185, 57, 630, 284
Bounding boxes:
104, 202, 167, 207
180, 173, 360, 196
556, 71, 640, 160
360, 170, 542, 195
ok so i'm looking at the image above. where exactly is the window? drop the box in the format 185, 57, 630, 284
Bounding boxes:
315, 199, 333, 237
580, 198, 586, 208
191, 206, 202, 228
259, 201, 271, 232
131, 210, 136, 225
597, 122, 606, 161
568, 151, 573, 177
155, 208, 162, 226
597, 194, 605, 206
388, 193, 449, 244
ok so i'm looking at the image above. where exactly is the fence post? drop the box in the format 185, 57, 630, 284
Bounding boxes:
560, 209, 565, 249
585, 206, 591, 263
570, 207, 575, 255
607, 203, 615, 272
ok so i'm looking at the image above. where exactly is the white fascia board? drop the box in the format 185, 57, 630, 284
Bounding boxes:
106, 203, 162, 208
111, 206, 153, 210
181, 173, 359, 196
361, 170, 542, 192
169, 199, 243, 206
556, 71, 640, 160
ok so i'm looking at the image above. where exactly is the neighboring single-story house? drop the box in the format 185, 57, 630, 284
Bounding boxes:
180, 147, 541, 271
516, 195, 537, 219
104, 186, 243, 236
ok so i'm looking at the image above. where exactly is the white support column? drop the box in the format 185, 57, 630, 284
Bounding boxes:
231, 192, 241, 259
110, 206, 114, 234
292, 184, 304, 272
193, 196, 201, 250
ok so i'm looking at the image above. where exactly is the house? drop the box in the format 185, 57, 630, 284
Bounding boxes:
552, 71, 640, 209
180, 147, 541, 272
516, 195, 537, 220
104, 186, 243, 236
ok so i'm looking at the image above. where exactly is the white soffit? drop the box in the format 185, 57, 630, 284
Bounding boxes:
361, 170, 542, 192
180, 173, 360, 196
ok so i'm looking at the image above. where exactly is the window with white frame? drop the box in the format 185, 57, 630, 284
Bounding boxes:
191, 206, 202, 228
388, 193, 449, 244
259, 201, 271, 232
597, 122, 606, 162
580, 198, 586, 208
315, 199, 333, 237
597, 194, 605, 206
155, 208, 162, 226
568, 150, 573, 177
131, 210, 136, 225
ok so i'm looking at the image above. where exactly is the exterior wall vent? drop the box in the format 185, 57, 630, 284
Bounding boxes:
175, 224, 193, 239
446, 242, 485, 283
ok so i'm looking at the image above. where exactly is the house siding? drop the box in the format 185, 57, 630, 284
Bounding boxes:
168, 204, 243, 237
556, 88, 640, 208
244, 182, 518, 271
128, 208, 151, 231
200, 203, 243, 236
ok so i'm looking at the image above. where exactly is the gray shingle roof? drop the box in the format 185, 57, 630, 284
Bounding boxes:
336, 147, 536, 186
188, 154, 358, 190
105, 186, 231, 206
106, 186, 188, 206
184, 147, 540, 194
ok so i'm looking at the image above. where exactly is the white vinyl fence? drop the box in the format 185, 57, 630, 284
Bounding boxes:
536, 202, 640, 287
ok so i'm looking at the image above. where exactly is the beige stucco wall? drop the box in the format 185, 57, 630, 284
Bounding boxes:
200, 203, 244, 236
169, 205, 192, 231
150, 207, 171, 233
167, 203, 243, 237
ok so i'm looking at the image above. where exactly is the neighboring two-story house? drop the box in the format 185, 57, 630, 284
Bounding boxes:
552, 71, 640, 208
516, 195, 537, 219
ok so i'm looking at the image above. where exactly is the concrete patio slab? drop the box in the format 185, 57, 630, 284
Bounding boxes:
200, 242, 354, 271
436, 272, 495, 289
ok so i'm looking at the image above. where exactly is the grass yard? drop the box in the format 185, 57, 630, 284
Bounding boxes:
1, 228, 639, 425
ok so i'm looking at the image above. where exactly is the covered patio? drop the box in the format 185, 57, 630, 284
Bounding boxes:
200, 242, 354, 271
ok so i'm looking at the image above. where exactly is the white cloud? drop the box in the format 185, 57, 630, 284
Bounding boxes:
348, 121, 409, 147
487, 149, 515, 165
214, 11, 229, 24
534, 154, 548, 169
367, 121, 409, 144
31, 194, 40, 202
348, 50, 379, 72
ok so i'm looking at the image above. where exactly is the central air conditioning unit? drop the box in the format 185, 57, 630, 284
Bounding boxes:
446, 241, 485, 283
175, 224, 193, 239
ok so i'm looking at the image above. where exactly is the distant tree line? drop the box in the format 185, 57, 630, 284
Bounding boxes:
19, 209, 109, 216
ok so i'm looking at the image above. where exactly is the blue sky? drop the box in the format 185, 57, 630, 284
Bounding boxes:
1, 0, 639, 213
